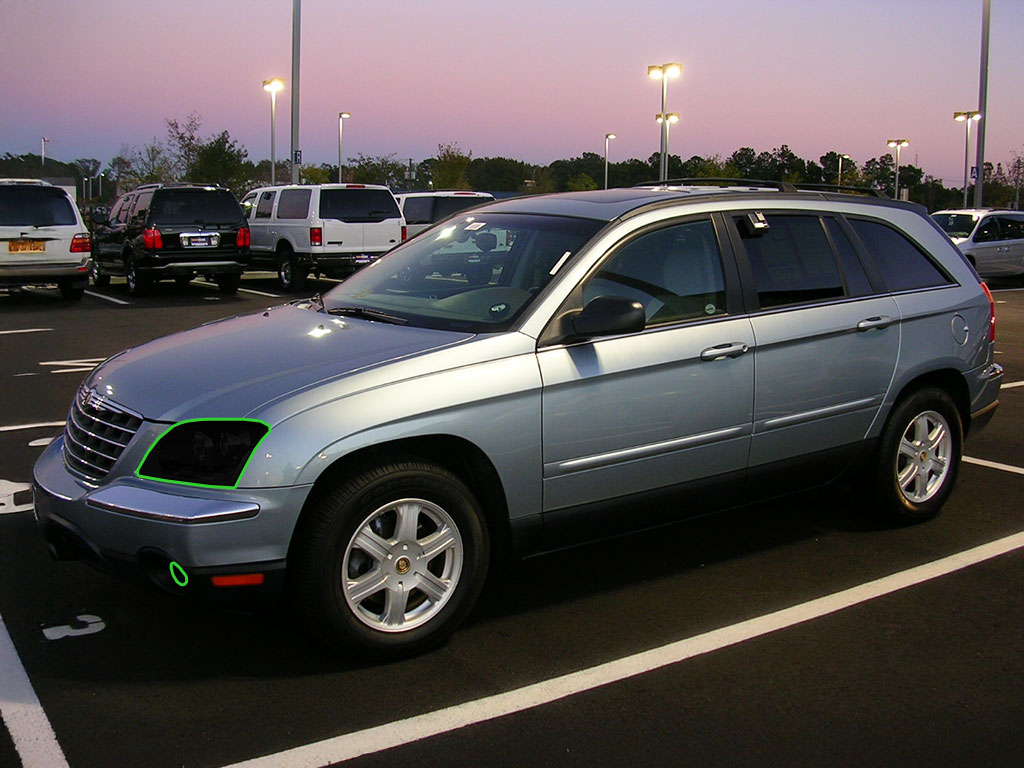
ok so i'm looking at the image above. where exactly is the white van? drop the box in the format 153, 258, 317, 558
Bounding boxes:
241, 184, 405, 291
396, 191, 494, 238
932, 208, 1024, 279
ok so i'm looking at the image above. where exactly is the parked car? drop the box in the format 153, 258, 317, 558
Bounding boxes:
91, 183, 250, 296
34, 184, 1003, 659
932, 208, 1024, 279
240, 183, 405, 291
396, 191, 494, 238
0, 179, 92, 300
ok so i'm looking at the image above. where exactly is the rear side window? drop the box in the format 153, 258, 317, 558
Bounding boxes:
823, 218, 873, 297
434, 196, 488, 220
255, 191, 276, 219
736, 214, 844, 309
320, 189, 400, 222
277, 189, 312, 219
848, 219, 951, 292
0, 186, 77, 226
132, 191, 154, 222
152, 190, 242, 225
402, 197, 433, 224
996, 216, 1024, 240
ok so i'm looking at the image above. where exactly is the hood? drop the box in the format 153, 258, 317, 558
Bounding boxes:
86, 305, 473, 422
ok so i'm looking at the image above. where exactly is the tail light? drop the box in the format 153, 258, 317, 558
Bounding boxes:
71, 233, 92, 253
401, 225, 408, 241
143, 228, 163, 249
981, 281, 996, 342
236, 227, 251, 248
310, 227, 323, 247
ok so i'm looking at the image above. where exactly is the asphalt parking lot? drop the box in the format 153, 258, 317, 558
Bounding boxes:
1, 275, 1022, 768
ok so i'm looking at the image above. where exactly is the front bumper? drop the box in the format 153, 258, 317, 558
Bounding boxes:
32, 436, 312, 602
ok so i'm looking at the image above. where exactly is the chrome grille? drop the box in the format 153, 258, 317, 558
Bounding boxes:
63, 387, 143, 482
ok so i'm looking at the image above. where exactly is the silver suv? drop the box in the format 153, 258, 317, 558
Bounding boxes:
33, 185, 1003, 658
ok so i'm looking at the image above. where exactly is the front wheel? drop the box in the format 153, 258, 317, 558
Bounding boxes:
867, 387, 962, 524
91, 260, 110, 287
290, 460, 489, 659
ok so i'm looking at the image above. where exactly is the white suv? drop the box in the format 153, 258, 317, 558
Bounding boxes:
241, 183, 405, 291
932, 208, 1024, 279
396, 191, 495, 238
0, 179, 92, 300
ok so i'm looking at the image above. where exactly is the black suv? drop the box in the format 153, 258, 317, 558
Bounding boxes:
91, 184, 251, 295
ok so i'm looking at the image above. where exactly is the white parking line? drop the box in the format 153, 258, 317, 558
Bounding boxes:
0, 329, 52, 336
0, 613, 69, 768
1000, 380, 1024, 389
0, 422, 65, 433
963, 456, 1024, 477
189, 280, 283, 299
84, 291, 130, 306
223, 530, 1024, 768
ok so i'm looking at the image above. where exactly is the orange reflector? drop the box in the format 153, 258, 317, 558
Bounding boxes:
211, 573, 265, 587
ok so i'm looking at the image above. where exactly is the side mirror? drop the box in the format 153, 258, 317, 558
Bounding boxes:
569, 295, 645, 342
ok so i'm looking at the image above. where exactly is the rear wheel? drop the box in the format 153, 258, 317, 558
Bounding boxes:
277, 248, 307, 292
57, 281, 84, 301
215, 273, 240, 294
867, 387, 962, 524
125, 255, 152, 296
290, 459, 489, 659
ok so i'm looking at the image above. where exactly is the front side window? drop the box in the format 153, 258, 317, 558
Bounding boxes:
736, 214, 844, 309
277, 189, 312, 219
974, 217, 999, 242
255, 191, 276, 219
848, 219, 951, 292
323, 213, 602, 333
583, 218, 726, 324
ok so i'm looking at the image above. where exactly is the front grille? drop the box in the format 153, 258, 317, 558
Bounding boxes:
63, 387, 143, 483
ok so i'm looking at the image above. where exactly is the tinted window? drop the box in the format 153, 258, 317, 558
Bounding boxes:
132, 191, 154, 222
584, 219, 726, 324
849, 219, 951, 292
240, 193, 256, 219
931, 213, 977, 239
320, 189, 400, 222
0, 186, 76, 226
255, 191, 276, 219
115, 195, 133, 224
402, 197, 433, 224
974, 217, 999, 242
151, 189, 242, 225
737, 215, 843, 308
434, 196, 490, 220
996, 216, 1024, 240
277, 189, 312, 219
824, 218, 873, 297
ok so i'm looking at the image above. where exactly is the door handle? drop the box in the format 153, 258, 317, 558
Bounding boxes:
856, 316, 894, 331
700, 342, 748, 361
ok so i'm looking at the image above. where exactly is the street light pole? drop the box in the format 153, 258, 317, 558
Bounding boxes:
263, 78, 284, 184
41, 137, 50, 170
886, 139, 909, 199
656, 114, 680, 177
290, 0, 302, 184
954, 111, 982, 208
838, 153, 850, 186
338, 112, 351, 183
648, 63, 681, 181
604, 133, 616, 189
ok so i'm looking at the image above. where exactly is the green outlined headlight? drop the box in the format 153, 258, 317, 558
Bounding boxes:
137, 419, 270, 489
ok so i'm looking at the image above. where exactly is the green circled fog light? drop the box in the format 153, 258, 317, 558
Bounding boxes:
137, 418, 270, 490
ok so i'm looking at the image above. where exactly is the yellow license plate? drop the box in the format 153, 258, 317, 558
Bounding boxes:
8, 239, 45, 253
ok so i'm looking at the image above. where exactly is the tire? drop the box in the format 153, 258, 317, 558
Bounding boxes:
215, 273, 240, 294
867, 387, 962, 524
277, 248, 307, 292
58, 281, 84, 301
290, 459, 489, 659
91, 261, 110, 287
125, 255, 152, 296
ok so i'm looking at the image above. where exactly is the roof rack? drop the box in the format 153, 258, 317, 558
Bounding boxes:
634, 178, 798, 192
793, 183, 888, 199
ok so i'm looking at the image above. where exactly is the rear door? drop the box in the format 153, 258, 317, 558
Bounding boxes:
968, 216, 1005, 277
249, 190, 277, 253
995, 215, 1024, 274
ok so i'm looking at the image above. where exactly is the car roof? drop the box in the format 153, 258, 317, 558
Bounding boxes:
0, 178, 52, 186
933, 208, 1022, 216
398, 191, 493, 198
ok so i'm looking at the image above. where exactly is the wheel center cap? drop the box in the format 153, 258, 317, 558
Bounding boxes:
920, 451, 928, 462
395, 557, 411, 575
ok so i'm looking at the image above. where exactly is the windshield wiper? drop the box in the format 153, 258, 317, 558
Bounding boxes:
326, 305, 407, 325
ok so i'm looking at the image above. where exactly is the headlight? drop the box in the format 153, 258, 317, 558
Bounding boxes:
137, 419, 270, 489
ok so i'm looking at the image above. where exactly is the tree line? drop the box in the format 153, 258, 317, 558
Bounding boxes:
4, 113, 1022, 212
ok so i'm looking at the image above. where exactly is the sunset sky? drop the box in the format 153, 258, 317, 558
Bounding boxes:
3, 0, 1023, 186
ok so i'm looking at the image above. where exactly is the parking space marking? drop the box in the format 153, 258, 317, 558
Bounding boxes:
0, 612, 70, 768
0, 329, 52, 336
224, 531, 1024, 768
963, 456, 1024, 477
189, 280, 283, 299
0, 422, 65, 433
84, 291, 131, 306
1000, 380, 1024, 389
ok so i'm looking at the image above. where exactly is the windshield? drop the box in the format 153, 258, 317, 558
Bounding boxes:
153, 189, 243, 225
322, 212, 603, 333
931, 213, 977, 239
0, 186, 76, 226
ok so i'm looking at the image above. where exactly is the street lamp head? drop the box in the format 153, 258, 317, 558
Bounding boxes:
605, 133, 617, 140
887, 139, 909, 149
648, 62, 682, 80
656, 113, 680, 125
953, 110, 982, 122
339, 112, 351, 119
841, 153, 851, 159
263, 78, 284, 93
647, 64, 664, 79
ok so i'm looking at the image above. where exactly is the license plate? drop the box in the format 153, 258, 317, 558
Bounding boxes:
9, 239, 44, 253
181, 234, 219, 248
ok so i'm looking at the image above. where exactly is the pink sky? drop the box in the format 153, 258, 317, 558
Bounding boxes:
3, 0, 1023, 186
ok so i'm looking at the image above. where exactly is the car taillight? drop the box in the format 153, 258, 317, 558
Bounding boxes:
236, 227, 251, 247
981, 281, 996, 342
143, 228, 163, 249
401, 225, 408, 241
310, 227, 323, 247
70, 234, 91, 253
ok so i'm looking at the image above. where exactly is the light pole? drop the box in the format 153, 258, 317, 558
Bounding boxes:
41, 137, 50, 170
648, 62, 681, 181
887, 139, 909, 199
954, 110, 982, 207
98, 173, 104, 198
338, 112, 351, 182
837, 153, 850, 186
604, 133, 616, 189
263, 78, 284, 184
656, 114, 680, 178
